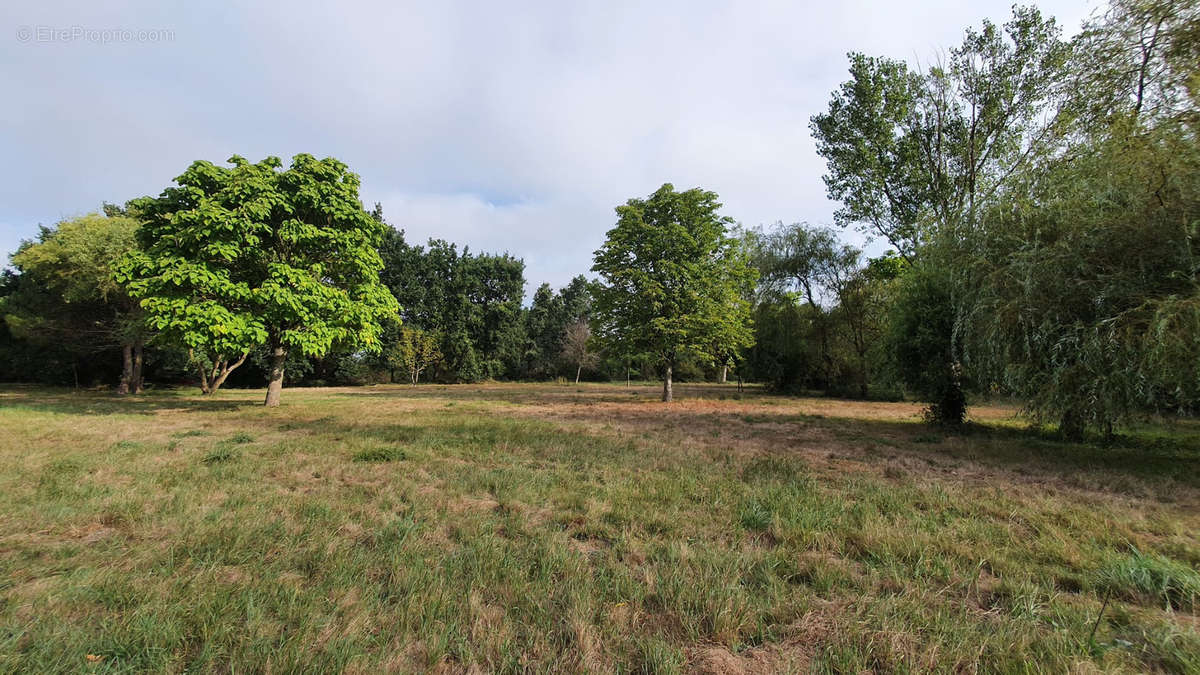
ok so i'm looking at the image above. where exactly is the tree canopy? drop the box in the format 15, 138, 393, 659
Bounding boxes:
591, 183, 756, 401
117, 154, 399, 405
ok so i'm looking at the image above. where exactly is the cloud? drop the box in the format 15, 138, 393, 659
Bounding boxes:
1, 0, 1098, 290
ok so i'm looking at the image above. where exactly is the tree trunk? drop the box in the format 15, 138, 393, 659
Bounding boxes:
117, 344, 133, 395
198, 363, 212, 395
1060, 409, 1085, 442
719, 365, 728, 384
132, 341, 144, 394
662, 363, 673, 402
264, 345, 287, 407
575, 365, 582, 384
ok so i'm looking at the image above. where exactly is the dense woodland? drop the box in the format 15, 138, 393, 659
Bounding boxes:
1, 0, 1197, 436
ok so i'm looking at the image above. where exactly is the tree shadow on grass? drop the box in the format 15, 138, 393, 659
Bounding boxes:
0, 385, 261, 416
328, 381, 774, 407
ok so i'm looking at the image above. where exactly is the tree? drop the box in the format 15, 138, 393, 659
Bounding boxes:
755, 223, 845, 390
5, 213, 147, 393
523, 275, 593, 379
1069, 0, 1199, 127
812, 7, 1070, 255
386, 325, 442, 384
884, 261, 967, 425
117, 154, 399, 405
591, 184, 756, 402
376, 228, 528, 383
561, 318, 597, 383
812, 6, 1070, 423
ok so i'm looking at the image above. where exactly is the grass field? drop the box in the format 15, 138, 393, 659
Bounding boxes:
1, 382, 1198, 673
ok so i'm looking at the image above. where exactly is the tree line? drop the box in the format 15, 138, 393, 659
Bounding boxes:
1, 0, 1196, 434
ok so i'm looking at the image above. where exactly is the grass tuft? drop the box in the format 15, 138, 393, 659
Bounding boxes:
738, 498, 774, 532
351, 445, 407, 462
201, 446, 239, 464
1097, 547, 1200, 611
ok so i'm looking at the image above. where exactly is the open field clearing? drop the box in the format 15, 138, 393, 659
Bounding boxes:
1, 383, 1198, 673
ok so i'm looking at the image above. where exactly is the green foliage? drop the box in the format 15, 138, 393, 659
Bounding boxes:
745, 222, 895, 397
812, 7, 1069, 251
2, 213, 146, 389
957, 3, 1200, 436
377, 226, 526, 382
117, 155, 399, 399
591, 184, 756, 398
810, 54, 926, 258
884, 262, 965, 425
522, 275, 593, 379
383, 325, 442, 384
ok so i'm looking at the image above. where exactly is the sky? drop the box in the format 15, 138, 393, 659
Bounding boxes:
1, 0, 1096, 293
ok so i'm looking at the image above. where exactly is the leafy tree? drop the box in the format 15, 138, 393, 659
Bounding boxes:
813, 6, 1069, 422
377, 225, 528, 383
4, 213, 147, 393
1069, 0, 1199, 127
755, 223, 843, 389
884, 261, 967, 425
522, 275, 593, 379
385, 325, 442, 385
117, 154, 399, 405
591, 184, 755, 401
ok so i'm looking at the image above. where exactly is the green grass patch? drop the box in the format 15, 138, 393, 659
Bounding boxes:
351, 446, 407, 462
0, 382, 1196, 672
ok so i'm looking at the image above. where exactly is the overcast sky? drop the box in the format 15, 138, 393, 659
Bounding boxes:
2, 0, 1096, 292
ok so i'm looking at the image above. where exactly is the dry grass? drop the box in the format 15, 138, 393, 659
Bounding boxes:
0, 382, 1198, 673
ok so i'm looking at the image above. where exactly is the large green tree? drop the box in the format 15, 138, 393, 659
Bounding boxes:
812, 7, 1069, 254
117, 154, 399, 405
812, 6, 1070, 422
961, 0, 1200, 438
4, 213, 147, 393
591, 184, 755, 401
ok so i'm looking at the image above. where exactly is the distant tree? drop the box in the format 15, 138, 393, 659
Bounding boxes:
561, 318, 597, 383
385, 325, 442, 385
523, 275, 593, 379
591, 184, 756, 401
5, 213, 147, 393
376, 228, 527, 382
117, 154, 399, 405
884, 261, 966, 425
755, 223, 844, 389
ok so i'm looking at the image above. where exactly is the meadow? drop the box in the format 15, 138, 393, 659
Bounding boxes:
1, 382, 1198, 673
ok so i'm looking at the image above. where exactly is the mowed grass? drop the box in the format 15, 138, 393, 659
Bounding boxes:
0, 383, 1198, 673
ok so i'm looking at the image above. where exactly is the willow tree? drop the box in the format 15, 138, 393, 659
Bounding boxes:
118, 154, 399, 405
591, 184, 755, 402
962, 0, 1200, 438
